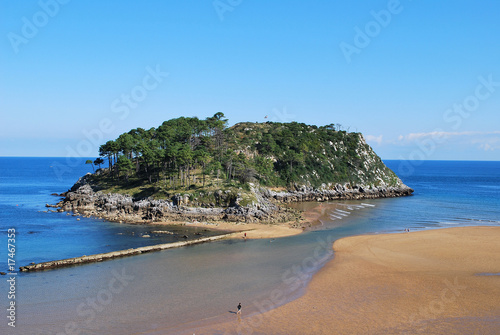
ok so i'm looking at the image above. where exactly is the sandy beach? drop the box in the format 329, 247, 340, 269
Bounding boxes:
152, 220, 304, 240
196, 226, 500, 334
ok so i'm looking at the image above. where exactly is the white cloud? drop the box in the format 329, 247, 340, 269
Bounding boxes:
365, 134, 383, 145
399, 131, 500, 142
395, 130, 500, 153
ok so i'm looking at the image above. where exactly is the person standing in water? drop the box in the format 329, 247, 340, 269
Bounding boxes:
237, 303, 242, 315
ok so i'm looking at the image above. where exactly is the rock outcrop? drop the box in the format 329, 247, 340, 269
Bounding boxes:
56, 174, 288, 224
55, 173, 413, 225
266, 183, 414, 203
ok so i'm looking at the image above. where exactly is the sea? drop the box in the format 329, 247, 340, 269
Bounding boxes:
0, 157, 499, 334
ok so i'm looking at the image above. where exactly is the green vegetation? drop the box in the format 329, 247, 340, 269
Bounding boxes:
91, 113, 401, 199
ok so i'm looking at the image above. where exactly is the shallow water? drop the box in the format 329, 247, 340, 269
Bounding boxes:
1, 159, 499, 334
11, 232, 337, 334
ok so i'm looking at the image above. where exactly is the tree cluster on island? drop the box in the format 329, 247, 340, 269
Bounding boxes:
88, 113, 400, 200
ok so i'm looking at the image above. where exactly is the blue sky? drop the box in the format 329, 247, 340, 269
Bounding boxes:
1, 0, 499, 161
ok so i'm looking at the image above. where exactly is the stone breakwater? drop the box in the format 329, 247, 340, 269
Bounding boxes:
54, 174, 413, 225
19, 234, 232, 272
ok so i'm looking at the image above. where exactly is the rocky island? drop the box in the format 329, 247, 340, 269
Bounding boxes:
55, 114, 413, 226
23, 115, 413, 272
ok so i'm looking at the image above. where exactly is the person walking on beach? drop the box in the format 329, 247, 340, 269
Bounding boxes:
237, 303, 242, 315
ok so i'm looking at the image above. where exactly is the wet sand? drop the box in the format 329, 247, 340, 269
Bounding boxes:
196, 226, 500, 334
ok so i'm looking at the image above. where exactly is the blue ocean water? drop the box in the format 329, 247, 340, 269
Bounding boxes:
0, 157, 224, 271
388, 160, 500, 228
1, 158, 499, 273
0, 158, 499, 334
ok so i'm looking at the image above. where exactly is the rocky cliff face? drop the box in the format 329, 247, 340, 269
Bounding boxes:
56, 173, 413, 225
56, 174, 292, 224
266, 182, 413, 203
229, 123, 406, 188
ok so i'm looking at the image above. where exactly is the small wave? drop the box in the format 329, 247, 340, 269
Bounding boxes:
450, 218, 500, 225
